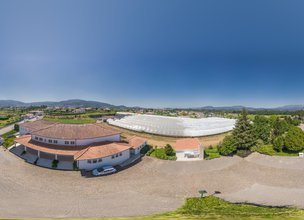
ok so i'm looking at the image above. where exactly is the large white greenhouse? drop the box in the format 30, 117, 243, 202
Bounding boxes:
108, 114, 236, 137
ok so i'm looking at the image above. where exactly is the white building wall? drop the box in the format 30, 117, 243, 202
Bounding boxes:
76, 134, 120, 146
30, 134, 121, 146
78, 149, 130, 171
133, 141, 147, 155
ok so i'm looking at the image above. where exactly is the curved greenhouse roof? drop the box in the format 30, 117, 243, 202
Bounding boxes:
108, 114, 236, 137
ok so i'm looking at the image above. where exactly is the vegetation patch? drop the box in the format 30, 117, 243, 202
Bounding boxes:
44, 116, 96, 124
256, 144, 299, 157
171, 196, 304, 219
149, 144, 177, 160
204, 146, 220, 160
1, 129, 17, 148
218, 109, 304, 157
52, 160, 59, 168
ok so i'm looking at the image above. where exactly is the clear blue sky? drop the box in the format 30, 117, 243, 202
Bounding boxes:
1, 0, 304, 108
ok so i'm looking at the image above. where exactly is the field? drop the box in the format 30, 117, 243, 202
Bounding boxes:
43, 109, 115, 124
44, 116, 96, 124
0, 109, 23, 128
1, 129, 17, 148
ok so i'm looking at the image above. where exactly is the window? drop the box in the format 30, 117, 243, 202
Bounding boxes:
88, 160, 91, 164
116, 154, 118, 157
39, 138, 43, 141
93, 159, 97, 163
54, 140, 58, 144
119, 152, 122, 156
35, 136, 38, 140
70, 141, 75, 145
65, 141, 69, 145
48, 139, 53, 143
98, 158, 102, 162
111, 155, 115, 159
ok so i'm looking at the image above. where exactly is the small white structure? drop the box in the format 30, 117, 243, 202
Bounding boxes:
299, 152, 304, 158
174, 138, 203, 160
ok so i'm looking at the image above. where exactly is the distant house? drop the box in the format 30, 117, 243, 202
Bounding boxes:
174, 138, 204, 159
16, 120, 147, 170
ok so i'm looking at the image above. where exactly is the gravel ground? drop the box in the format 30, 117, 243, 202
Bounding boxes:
0, 149, 304, 218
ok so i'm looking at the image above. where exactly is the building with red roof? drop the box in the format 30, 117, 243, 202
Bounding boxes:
16, 120, 146, 170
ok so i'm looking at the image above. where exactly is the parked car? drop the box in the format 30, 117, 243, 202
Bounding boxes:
92, 165, 116, 176
0, 137, 4, 145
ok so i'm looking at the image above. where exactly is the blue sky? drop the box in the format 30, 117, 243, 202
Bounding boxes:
1, 0, 304, 108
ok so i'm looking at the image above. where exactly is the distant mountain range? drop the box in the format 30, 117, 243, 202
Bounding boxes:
0, 99, 127, 109
193, 105, 304, 111
0, 99, 303, 111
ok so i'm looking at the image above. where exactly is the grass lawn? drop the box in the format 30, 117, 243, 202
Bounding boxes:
44, 117, 96, 124
204, 147, 220, 160
1, 129, 17, 148
257, 145, 300, 157
100, 196, 304, 220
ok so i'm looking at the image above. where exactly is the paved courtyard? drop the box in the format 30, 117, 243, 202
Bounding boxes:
1, 147, 304, 218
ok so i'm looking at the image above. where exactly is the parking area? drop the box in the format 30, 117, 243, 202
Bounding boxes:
1, 147, 304, 218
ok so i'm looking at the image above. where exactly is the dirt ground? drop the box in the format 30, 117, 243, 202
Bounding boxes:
1, 147, 304, 219
103, 123, 227, 147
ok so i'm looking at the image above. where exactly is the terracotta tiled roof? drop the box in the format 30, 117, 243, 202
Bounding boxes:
74, 142, 131, 160
15, 135, 84, 156
20, 120, 57, 131
15, 135, 145, 160
174, 138, 202, 151
127, 136, 147, 149
32, 123, 121, 139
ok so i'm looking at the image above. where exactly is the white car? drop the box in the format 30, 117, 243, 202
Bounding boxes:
92, 166, 116, 176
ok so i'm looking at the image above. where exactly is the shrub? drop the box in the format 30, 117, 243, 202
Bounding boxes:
273, 136, 284, 152
164, 144, 175, 156
140, 144, 152, 155
14, 124, 19, 132
204, 147, 220, 160
146, 148, 155, 156
218, 135, 237, 156
52, 160, 59, 168
151, 148, 177, 160
284, 126, 304, 152
256, 145, 276, 156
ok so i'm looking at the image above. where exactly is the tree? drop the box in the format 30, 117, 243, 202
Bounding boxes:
272, 118, 289, 137
273, 136, 284, 152
232, 109, 256, 150
284, 126, 304, 152
164, 144, 175, 156
253, 116, 272, 144
218, 135, 237, 156
14, 124, 19, 132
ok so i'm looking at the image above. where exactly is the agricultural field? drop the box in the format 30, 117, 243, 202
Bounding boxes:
1, 129, 17, 148
0, 108, 24, 128
43, 109, 116, 124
